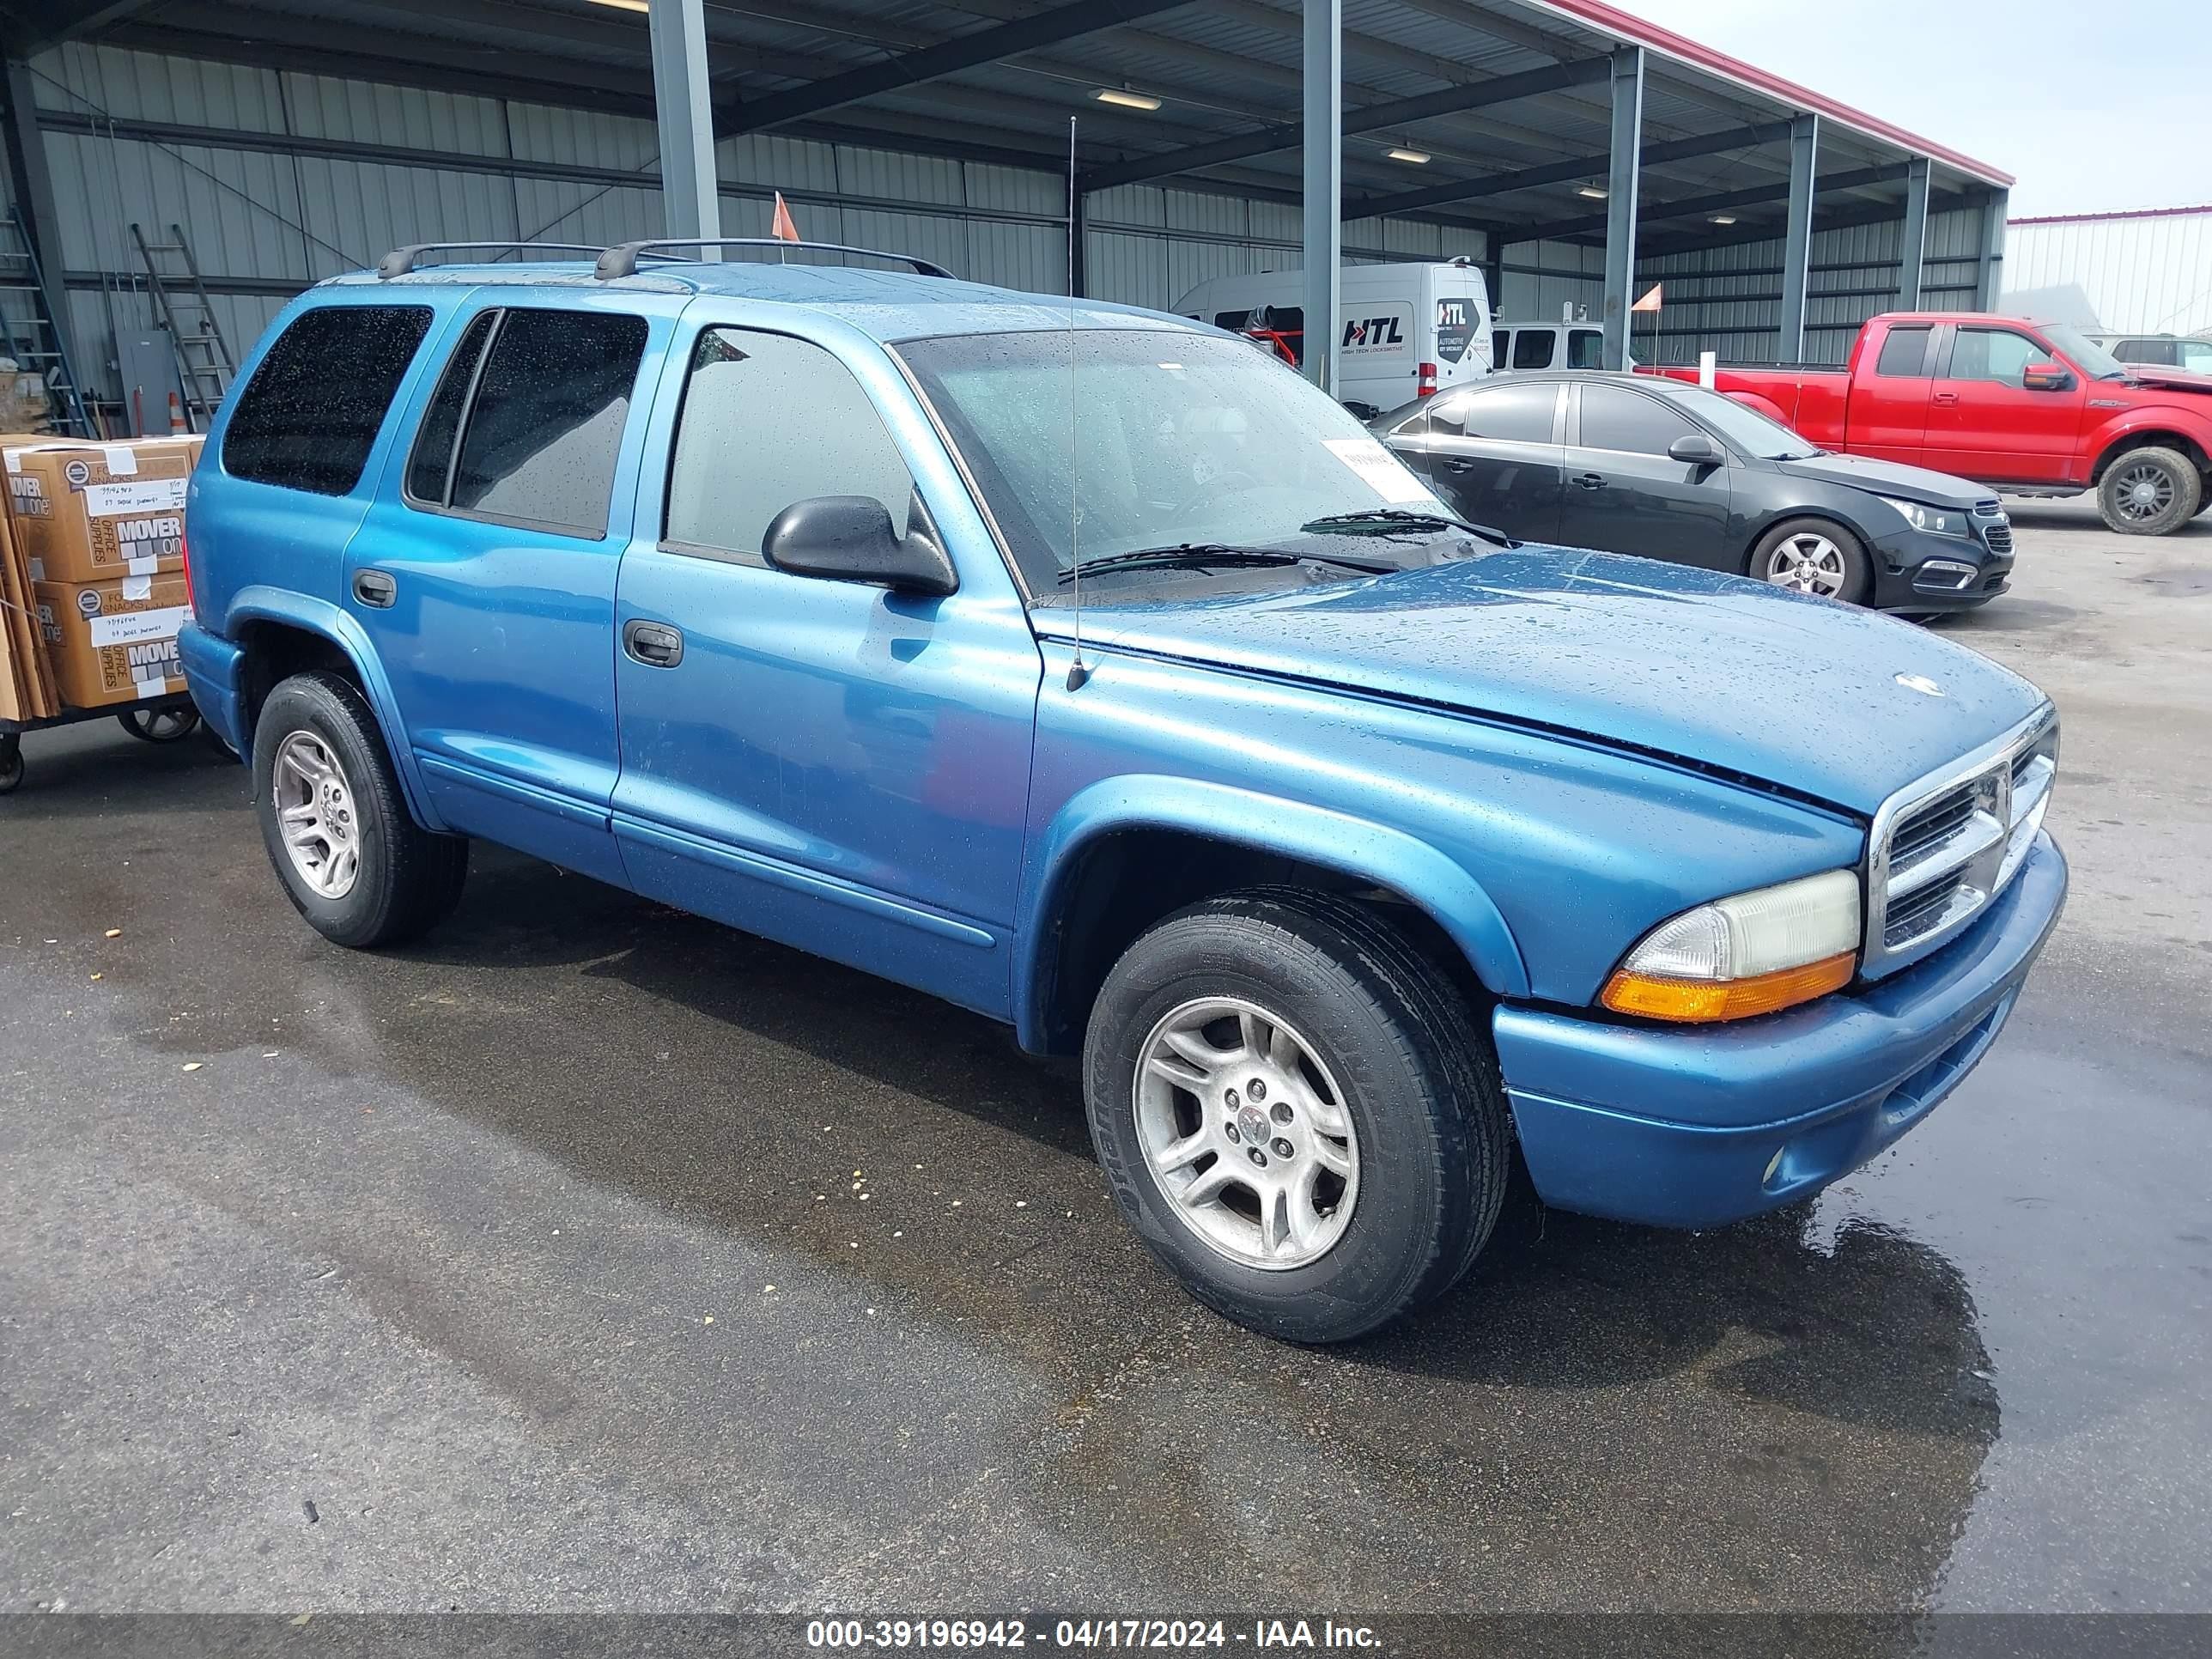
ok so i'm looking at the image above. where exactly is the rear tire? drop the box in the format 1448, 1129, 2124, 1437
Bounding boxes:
252, 672, 468, 948
1083, 889, 1509, 1344
2098, 446, 2200, 535
1750, 517, 1872, 605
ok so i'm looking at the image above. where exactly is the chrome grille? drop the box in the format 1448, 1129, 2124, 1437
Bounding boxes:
1973, 500, 2014, 554
1865, 707, 2058, 975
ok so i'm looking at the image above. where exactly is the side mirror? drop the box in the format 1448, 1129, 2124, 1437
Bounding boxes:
762, 495, 957, 597
1668, 432, 1725, 466
2021, 362, 2074, 392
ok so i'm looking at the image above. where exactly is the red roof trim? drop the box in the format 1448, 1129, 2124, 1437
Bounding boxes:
2008, 204, 2212, 227
1519, 0, 2015, 189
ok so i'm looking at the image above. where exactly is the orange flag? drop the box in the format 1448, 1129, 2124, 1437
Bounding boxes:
769, 191, 801, 243
1631, 283, 1664, 313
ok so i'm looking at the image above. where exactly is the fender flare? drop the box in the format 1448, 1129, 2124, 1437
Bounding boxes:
2087, 411, 2212, 479
222, 586, 445, 831
1013, 774, 1530, 1049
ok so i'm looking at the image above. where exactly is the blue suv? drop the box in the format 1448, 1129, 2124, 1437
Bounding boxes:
179, 240, 2067, 1342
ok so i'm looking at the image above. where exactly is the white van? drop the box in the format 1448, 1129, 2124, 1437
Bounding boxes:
1490, 312, 1635, 373
1174, 261, 1493, 418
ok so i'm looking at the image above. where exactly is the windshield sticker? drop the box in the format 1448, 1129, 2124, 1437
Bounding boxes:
1324, 436, 1432, 504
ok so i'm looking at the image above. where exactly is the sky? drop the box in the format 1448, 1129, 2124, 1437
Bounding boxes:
1625, 0, 2211, 216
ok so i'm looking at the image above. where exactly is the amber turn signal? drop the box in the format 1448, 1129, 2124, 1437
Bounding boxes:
1600, 950, 1856, 1024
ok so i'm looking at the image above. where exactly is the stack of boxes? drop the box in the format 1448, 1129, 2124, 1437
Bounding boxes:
0, 434, 202, 720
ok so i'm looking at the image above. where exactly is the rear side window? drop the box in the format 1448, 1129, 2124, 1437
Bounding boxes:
1491, 329, 1508, 367
1433, 381, 1557, 443
222, 304, 433, 495
1566, 329, 1605, 369
1512, 330, 1555, 369
407, 307, 649, 537
664, 327, 914, 562
1875, 325, 1934, 377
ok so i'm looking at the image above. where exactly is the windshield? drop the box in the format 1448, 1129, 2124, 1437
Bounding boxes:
896, 328, 1451, 595
2042, 324, 2129, 380
1663, 380, 1822, 459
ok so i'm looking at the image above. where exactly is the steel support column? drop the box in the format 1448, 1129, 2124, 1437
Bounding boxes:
1301, 0, 1340, 394
1975, 187, 2008, 309
1, 61, 66, 312
1898, 155, 1930, 310
1777, 113, 1820, 364
1598, 46, 1643, 373
647, 0, 721, 245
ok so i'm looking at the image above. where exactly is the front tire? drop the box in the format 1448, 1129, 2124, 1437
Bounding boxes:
2098, 446, 2201, 535
1751, 518, 1871, 605
252, 672, 468, 948
1083, 890, 1509, 1344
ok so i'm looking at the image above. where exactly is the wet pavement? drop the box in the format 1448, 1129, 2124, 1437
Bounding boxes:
1, 498, 2206, 1615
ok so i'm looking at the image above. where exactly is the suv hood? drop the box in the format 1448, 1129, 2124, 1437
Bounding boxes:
1040, 549, 2046, 815
1776, 450, 1989, 506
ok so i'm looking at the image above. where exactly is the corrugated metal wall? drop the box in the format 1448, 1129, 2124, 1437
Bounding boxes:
2003, 210, 2212, 337
5, 40, 1489, 410
1501, 205, 1990, 366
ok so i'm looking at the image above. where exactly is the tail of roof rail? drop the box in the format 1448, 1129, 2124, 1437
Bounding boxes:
375, 242, 606, 279
594, 238, 956, 282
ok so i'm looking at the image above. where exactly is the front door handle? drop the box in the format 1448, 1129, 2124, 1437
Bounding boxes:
1443, 458, 1480, 473
1932, 391, 1960, 406
623, 619, 684, 668
1572, 472, 1607, 489
352, 568, 396, 609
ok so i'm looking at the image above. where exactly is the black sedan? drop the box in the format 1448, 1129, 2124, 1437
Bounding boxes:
1372, 370, 2014, 611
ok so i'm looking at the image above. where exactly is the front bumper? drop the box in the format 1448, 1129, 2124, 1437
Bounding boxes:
1871, 524, 2013, 610
1493, 831, 2066, 1229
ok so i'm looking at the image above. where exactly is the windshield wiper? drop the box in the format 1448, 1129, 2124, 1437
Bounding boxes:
1054, 543, 1394, 584
1300, 507, 1515, 546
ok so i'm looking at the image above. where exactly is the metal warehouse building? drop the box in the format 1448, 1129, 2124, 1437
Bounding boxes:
2003, 204, 2212, 338
0, 0, 2013, 435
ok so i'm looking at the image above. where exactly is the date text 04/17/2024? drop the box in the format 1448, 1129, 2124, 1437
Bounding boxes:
805, 1618, 1385, 1650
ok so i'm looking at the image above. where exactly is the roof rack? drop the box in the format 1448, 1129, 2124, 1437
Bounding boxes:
594, 238, 957, 282
375, 242, 606, 279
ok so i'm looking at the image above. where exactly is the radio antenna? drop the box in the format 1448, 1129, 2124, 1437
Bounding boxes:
1064, 114, 1091, 691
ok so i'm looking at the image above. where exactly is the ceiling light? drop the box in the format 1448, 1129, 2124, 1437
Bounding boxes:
1710, 213, 1738, 225
586, 0, 649, 10
1577, 185, 1608, 201
1093, 88, 1162, 112
1386, 147, 1431, 165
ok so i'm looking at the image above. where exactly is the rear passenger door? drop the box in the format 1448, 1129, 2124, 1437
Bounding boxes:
1416, 380, 1566, 541
607, 322, 1042, 1018
348, 296, 676, 884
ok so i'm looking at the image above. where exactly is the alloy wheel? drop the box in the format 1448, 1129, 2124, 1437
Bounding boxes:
272, 731, 362, 900
2113, 459, 2176, 522
1133, 996, 1359, 1271
1764, 532, 1849, 597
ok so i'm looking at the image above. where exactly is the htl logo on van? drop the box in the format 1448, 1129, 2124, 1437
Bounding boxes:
1342, 316, 1405, 349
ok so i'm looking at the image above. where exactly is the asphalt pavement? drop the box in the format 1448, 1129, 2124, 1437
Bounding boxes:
1, 496, 2205, 1619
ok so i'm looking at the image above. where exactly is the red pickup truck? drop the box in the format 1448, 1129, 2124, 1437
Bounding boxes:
1648, 313, 2212, 535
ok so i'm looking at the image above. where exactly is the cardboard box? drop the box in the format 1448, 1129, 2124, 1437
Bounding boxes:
32, 573, 191, 709
4, 435, 201, 586
0, 482, 59, 720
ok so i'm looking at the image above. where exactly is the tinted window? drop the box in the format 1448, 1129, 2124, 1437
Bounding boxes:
445, 309, 648, 535
222, 305, 432, 495
1578, 384, 1702, 455
1566, 329, 1606, 369
1875, 325, 1933, 377
1434, 381, 1557, 443
1512, 330, 1556, 369
1491, 329, 1509, 366
2113, 338, 2174, 365
1948, 328, 2044, 389
406, 309, 498, 503
665, 328, 915, 560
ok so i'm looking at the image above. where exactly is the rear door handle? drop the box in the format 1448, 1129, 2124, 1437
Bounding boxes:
623, 619, 684, 668
351, 568, 397, 608
1443, 457, 1480, 473
1572, 472, 1607, 489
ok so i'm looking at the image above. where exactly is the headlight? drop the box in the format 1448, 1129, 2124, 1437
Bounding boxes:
1601, 869, 1861, 1023
1879, 495, 1968, 538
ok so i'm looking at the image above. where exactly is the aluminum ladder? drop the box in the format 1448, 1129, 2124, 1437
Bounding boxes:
131, 221, 235, 430
0, 207, 93, 437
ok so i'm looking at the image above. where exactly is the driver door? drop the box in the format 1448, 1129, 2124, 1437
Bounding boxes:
610, 322, 1043, 1018
1924, 325, 2087, 483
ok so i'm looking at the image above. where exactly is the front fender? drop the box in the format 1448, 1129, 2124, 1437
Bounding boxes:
1013, 773, 1530, 1049
2088, 408, 2212, 478
222, 585, 443, 831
